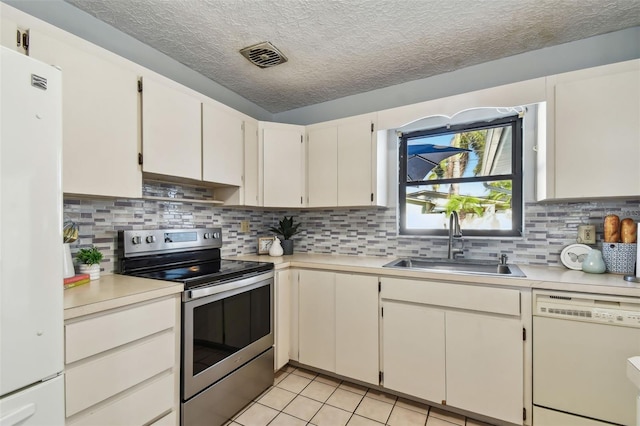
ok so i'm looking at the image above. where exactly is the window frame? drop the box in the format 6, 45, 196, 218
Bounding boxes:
398, 115, 524, 237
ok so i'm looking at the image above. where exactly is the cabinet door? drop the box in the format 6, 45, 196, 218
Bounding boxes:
289, 270, 299, 362
262, 125, 305, 207
243, 119, 259, 206
338, 119, 373, 206
141, 76, 201, 181
382, 301, 446, 402
275, 269, 291, 371
202, 102, 243, 186
335, 273, 378, 385
554, 67, 640, 198
445, 311, 523, 424
30, 30, 141, 198
307, 126, 338, 207
298, 270, 335, 372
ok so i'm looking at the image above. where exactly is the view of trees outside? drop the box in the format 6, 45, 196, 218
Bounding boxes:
405, 124, 513, 231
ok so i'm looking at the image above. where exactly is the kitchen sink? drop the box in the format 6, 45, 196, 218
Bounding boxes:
382, 257, 526, 277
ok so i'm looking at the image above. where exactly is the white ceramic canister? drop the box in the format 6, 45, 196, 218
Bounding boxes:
269, 236, 284, 257
582, 249, 606, 274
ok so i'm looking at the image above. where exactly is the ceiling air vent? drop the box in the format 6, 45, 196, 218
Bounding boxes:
240, 41, 288, 68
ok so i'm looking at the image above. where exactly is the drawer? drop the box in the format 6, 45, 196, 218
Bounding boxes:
380, 277, 520, 316
67, 373, 174, 426
65, 330, 174, 417
65, 297, 175, 363
151, 410, 177, 426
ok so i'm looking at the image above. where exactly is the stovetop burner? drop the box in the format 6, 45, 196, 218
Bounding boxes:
129, 258, 273, 289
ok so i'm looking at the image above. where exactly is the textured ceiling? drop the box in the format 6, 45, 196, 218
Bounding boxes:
64, 0, 640, 113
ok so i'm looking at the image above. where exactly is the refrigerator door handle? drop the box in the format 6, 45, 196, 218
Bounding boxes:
0, 403, 36, 426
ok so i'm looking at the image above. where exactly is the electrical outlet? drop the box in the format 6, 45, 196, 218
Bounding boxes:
240, 221, 250, 233
577, 225, 596, 244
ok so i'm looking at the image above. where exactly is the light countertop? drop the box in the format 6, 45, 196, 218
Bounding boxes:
232, 253, 640, 298
63, 274, 183, 320
64, 253, 639, 319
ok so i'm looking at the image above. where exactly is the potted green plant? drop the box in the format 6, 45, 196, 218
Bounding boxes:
269, 216, 302, 255
76, 246, 103, 280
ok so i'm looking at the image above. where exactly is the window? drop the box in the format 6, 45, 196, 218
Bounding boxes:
399, 115, 523, 237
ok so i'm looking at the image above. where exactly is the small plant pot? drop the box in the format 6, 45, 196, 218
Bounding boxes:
79, 264, 100, 280
282, 239, 294, 255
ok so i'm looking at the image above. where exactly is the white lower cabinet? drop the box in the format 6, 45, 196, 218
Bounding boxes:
445, 311, 523, 424
275, 269, 292, 371
532, 406, 611, 426
296, 270, 379, 385
287, 271, 526, 424
335, 273, 379, 385
380, 277, 524, 425
298, 270, 336, 372
64, 296, 180, 425
382, 301, 446, 402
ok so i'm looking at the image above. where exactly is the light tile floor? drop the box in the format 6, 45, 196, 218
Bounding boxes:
226, 365, 495, 426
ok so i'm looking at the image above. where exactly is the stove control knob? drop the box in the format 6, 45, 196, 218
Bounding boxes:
203, 232, 210, 239
146, 235, 156, 243
131, 236, 142, 245
213, 232, 220, 239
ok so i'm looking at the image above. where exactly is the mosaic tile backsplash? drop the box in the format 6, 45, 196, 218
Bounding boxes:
64, 181, 640, 274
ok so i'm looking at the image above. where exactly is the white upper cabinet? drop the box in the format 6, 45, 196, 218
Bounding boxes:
337, 116, 376, 206
261, 122, 305, 208
307, 126, 338, 207
539, 59, 640, 200
202, 102, 243, 186
306, 113, 386, 208
140, 76, 202, 181
29, 29, 142, 198
243, 119, 260, 206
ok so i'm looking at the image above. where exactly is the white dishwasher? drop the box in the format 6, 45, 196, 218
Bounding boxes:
533, 290, 640, 426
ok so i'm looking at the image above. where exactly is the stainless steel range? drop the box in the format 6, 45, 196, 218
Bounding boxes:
118, 228, 274, 426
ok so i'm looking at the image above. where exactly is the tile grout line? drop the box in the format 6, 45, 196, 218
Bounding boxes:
252, 366, 482, 426
267, 369, 326, 425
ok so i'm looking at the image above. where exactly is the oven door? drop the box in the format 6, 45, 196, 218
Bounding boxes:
182, 272, 274, 400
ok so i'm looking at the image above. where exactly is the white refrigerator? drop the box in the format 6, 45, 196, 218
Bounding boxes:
0, 47, 64, 424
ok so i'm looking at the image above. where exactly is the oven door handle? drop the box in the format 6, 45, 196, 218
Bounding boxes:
186, 271, 274, 301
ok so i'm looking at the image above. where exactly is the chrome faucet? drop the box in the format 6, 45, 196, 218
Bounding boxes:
447, 211, 463, 259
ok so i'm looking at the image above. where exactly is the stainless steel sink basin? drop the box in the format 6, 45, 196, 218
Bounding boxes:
382, 257, 526, 277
